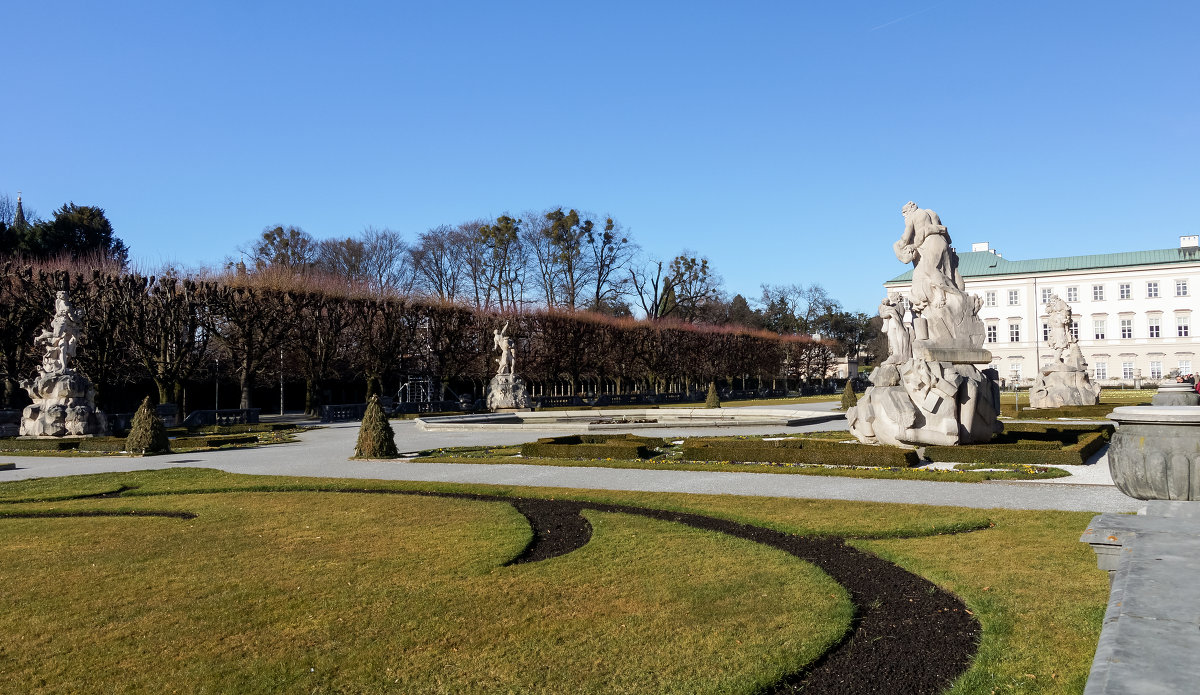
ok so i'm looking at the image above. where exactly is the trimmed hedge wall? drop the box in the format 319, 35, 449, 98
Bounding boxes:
1000, 403, 1127, 419
925, 427, 1109, 466
0, 439, 82, 451
77, 437, 131, 453
521, 434, 666, 460
681, 437, 920, 468
172, 434, 259, 449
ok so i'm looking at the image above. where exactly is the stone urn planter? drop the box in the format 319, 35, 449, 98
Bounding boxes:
1151, 382, 1200, 406
1108, 406, 1200, 500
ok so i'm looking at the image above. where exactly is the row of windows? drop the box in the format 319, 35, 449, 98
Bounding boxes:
982, 280, 1190, 307
995, 360, 1193, 381
1091, 360, 1192, 381
985, 317, 1191, 343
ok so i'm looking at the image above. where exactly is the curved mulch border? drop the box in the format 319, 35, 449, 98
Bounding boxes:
0, 486, 980, 694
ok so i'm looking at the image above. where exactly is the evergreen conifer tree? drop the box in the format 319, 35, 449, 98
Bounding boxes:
704, 381, 721, 409
841, 380, 858, 410
125, 396, 170, 455
355, 394, 398, 458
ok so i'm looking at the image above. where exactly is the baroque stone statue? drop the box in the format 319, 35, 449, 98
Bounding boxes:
493, 322, 516, 376
847, 203, 1001, 447
20, 290, 108, 437
486, 322, 531, 410
1028, 293, 1100, 408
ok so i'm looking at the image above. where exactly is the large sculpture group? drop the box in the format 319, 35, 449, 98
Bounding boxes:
848, 202, 1002, 447
1029, 294, 1100, 408
20, 291, 107, 437
486, 322, 531, 410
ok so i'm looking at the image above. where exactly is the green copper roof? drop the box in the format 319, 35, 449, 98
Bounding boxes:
885, 246, 1200, 284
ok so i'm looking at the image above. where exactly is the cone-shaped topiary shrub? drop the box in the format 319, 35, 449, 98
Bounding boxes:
704, 381, 721, 409
841, 380, 858, 410
355, 394, 398, 459
125, 396, 170, 456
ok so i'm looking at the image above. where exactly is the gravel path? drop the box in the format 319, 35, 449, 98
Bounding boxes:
0, 410, 1140, 513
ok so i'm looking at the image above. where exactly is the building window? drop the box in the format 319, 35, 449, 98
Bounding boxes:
1179, 317, 1191, 337
1095, 362, 1107, 380
1042, 323, 1050, 342
1122, 362, 1134, 379
1119, 283, 1131, 299
1150, 361, 1162, 379
1069, 321, 1078, 341
1010, 363, 1023, 382
1066, 286, 1079, 302
1177, 280, 1190, 297
1008, 289, 1019, 306
984, 291, 996, 307
986, 325, 997, 343
1120, 319, 1133, 339
1181, 360, 1193, 375
1041, 288, 1053, 304
1093, 319, 1106, 340
1149, 317, 1161, 338
1093, 284, 1105, 301
1147, 281, 1159, 298
1009, 323, 1021, 342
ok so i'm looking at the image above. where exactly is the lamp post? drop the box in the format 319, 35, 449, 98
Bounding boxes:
214, 356, 219, 410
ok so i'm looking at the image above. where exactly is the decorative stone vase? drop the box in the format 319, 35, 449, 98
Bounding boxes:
1108, 406, 1200, 500
1151, 382, 1200, 407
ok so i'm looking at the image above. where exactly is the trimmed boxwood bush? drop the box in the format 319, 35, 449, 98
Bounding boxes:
1000, 403, 1125, 419
522, 434, 667, 460
171, 434, 259, 449
681, 437, 919, 468
76, 437, 132, 453
0, 439, 82, 451
925, 426, 1109, 466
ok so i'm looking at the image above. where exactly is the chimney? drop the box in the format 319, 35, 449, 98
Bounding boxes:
1181, 235, 1199, 249
971, 242, 990, 252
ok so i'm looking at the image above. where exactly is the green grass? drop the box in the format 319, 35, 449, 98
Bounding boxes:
0, 468, 1109, 694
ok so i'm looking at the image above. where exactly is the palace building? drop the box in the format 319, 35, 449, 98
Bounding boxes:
884, 236, 1200, 386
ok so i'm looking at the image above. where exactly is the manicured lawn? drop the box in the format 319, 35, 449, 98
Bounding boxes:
0, 469, 1108, 694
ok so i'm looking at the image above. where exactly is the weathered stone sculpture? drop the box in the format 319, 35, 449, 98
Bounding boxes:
486, 322, 531, 410
847, 202, 1001, 447
1029, 294, 1100, 408
20, 291, 107, 437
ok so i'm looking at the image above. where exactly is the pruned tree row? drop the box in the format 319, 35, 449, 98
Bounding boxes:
0, 261, 840, 414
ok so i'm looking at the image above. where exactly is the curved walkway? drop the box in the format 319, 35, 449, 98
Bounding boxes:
0, 413, 1141, 513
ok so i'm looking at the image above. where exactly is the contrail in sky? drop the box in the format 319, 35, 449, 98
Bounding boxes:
869, 5, 938, 31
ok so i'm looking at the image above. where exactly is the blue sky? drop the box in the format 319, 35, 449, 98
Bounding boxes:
4, 1, 1197, 313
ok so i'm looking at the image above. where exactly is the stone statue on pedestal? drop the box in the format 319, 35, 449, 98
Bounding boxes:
486, 322, 531, 411
847, 202, 1001, 447
19, 290, 108, 437
1029, 294, 1100, 408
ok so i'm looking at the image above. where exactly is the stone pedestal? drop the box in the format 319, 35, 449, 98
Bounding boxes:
1030, 368, 1101, 409
486, 374, 531, 411
20, 370, 107, 437
1151, 382, 1200, 407
1107, 406, 1200, 500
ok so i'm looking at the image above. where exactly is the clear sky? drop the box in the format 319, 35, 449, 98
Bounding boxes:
4, 1, 1197, 313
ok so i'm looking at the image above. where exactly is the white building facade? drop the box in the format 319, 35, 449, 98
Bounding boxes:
884, 237, 1200, 386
